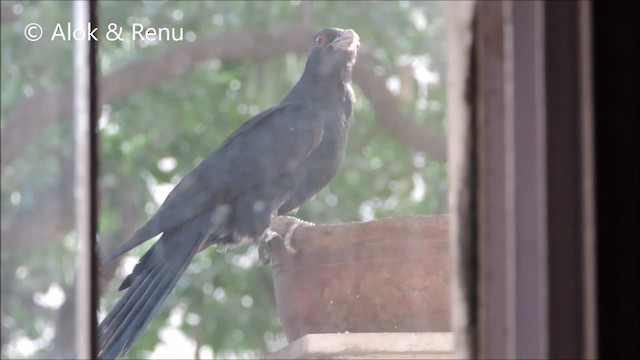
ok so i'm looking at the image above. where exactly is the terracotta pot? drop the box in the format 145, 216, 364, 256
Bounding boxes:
270, 215, 450, 342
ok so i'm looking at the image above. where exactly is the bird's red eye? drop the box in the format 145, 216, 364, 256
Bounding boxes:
315, 34, 325, 47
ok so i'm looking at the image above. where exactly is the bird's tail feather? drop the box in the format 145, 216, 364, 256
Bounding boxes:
98, 226, 204, 359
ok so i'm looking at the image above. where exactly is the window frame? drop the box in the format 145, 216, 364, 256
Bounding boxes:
471, 1, 597, 358
73, 0, 99, 358
73, 1, 600, 358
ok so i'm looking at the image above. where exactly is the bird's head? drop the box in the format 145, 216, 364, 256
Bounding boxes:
305, 28, 360, 80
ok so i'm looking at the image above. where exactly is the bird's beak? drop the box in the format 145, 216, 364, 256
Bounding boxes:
330, 29, 360, 52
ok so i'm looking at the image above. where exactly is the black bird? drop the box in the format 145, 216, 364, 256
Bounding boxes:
98, 27, 360, 359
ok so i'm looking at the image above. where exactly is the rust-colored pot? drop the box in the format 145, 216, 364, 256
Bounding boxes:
270, 215, 450, 342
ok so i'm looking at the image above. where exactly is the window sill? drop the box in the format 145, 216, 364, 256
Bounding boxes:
268, 332, 454, 359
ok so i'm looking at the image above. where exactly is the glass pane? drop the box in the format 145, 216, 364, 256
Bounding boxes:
95, 1, 453, 359
1, 1, 77, 358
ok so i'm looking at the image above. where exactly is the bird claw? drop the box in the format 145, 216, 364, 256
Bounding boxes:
274, 216, 315, 254
258, 243, 271, 265
258, 229, 278, 265
282, 223, 300, 254
258, 217, 314, 264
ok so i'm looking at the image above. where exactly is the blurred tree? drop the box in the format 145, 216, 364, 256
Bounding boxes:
0, 1, 448, 358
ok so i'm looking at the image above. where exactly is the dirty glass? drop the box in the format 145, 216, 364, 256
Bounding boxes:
1, 1, 454, 358
1, 1, 78, 358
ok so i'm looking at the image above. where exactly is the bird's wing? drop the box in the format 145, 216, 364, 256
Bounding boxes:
104, 102, 324, 262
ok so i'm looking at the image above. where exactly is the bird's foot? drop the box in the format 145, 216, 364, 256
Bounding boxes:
272, 216, 315, 254
258, 229, 279, 265
282, 222, 301, 254
258, 217, 314, 264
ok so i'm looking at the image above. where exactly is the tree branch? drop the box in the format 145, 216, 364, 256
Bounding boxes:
1, 3, 20, 25
352, 57, 448, 162
1, 23, 315, 167
1, 23, 447, 251
2, 23, 446, 167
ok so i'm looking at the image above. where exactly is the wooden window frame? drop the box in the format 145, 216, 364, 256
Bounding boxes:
74, 2, 629, 359
470, 1, 597, 358
73, 0, 99, 358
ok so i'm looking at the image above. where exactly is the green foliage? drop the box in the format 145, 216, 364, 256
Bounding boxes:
1, 1, 447, 358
